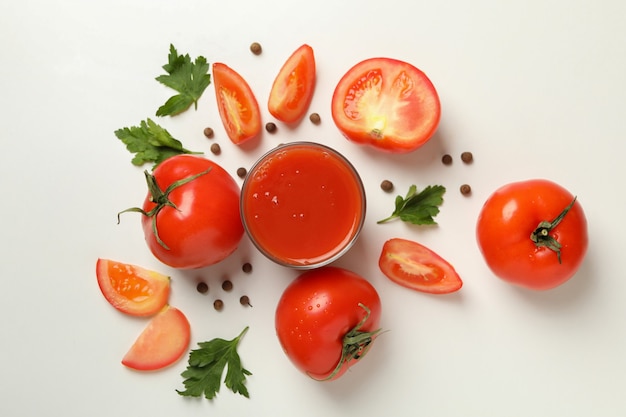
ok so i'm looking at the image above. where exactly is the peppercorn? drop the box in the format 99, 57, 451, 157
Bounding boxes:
213, 299, 224, 311
210, 143, 221, 155
240, 295, 252, 307
442, 154, 453, 165
265, 122, 277, 133
236, 167, 247, 178
242, 262, 253, 273
460, 184, 472, 195
309, 113, 321, 124
250, 42, 262, 55
380, 180, 394, 192
196, 282, 208, 294
203, 127, 214, 139
461, 152, 473, 163
221, 280, 233, 292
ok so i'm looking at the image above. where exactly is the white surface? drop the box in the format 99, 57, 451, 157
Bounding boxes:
1, 0, 625, 416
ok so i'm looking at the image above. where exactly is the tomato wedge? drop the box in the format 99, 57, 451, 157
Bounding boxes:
331, 58, 440, 153
96, 258, 170, 317
268, 44, 316, 124
122, 305, 191, 371
379, 238, 462, 294
213, 62, 262, 144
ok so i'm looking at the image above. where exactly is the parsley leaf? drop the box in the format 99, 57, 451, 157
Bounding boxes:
377, 184, 446, 225
114, 118, 200, 167
177, 327, 252, 400
155, 44, 211, 116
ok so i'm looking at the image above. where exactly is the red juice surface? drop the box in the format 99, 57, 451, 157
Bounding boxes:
241, 143, 365, 267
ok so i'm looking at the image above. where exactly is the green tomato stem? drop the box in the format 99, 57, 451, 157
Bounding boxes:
529, 196, 577, 263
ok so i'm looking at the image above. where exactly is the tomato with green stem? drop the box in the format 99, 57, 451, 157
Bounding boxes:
331, 57, 440, 153
275, 267, 382, 381
476, 179, 588, 290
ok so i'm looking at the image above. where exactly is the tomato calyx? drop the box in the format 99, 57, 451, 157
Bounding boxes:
530, 196, 577, 263
312, 303, 382, 381
118, 167, 212, 249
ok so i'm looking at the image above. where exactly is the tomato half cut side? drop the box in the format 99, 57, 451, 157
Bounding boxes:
122, 305, 191, 371
96, 258, 170, 317
268, 44, 316, 124
379, 238, 462, 294
213, 62, 262, 144
331, 58, 440, 153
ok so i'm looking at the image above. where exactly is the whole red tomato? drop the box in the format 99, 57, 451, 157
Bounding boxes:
120, 155, 244, 269
476, 179, 588, 290
275, 267, 382, 381
331, 57, 440, 153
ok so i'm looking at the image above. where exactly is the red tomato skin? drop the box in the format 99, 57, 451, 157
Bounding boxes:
331, 57, 440, 153
379, 238, 463, 294
142, 155, 244, 269
213, 62, 262, 144
268, 44, 316, 124
275, 267, 381, 380
476, 179, 588, 290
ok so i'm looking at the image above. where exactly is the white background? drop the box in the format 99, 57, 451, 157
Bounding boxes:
2, 0, 625, 416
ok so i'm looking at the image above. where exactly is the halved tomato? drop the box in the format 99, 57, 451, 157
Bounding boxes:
96, 258, 170, 317
213, 62, 262, 144
379, 238, 462, 294
122, 305, 191, 371
268, 44, 316, 124
331, 58, 440, 153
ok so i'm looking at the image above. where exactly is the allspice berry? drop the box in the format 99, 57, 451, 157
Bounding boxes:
250, 42, 262, 55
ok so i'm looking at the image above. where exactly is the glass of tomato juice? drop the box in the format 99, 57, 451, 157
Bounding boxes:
240, 142, 366, 269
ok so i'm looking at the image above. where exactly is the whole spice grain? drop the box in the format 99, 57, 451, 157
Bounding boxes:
240, 295, 252, 307
213, 299, 224, 311
242, 262, 253, 273
210, 143, 221, 155
380, 180, 394, 192
196, 282, 208, 294
265, 122, 277, 133
203, 127, 214, 139
221, 280, 233, 292
442, 154, 453, 165
250, 42, 262, 55
461, 152, 473, 163
460, 184, 472, 195
236, 167, 247, 178
309, 113, 321, 124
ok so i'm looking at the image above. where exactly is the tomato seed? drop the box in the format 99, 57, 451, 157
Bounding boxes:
236, 167, 247, 178
221, 280, 233, 292
380, 180, 394, 192
240, 295, 252, 307
461, 152, 473, 163
242, 262, 253, 273
460, 184, 472, 195
309, 113, 321, 124
442, 154, 453, 165
203, 127, 214, 139
250, 42, 262, 55
196, 282, 208, 294
213, 299, 224, 311
210, 143, 221, 155
265, 122, 277, 133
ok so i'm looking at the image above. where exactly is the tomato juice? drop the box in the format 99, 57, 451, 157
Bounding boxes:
241, 142, 365, 268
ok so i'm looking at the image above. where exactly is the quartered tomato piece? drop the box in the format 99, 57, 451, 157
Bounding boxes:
96, 258, 170, 317
122, 305, 191, 371
268, 44, 316, 124
213, 62, 262, 144
331, 58, 440, 153
379, 238, 462, 294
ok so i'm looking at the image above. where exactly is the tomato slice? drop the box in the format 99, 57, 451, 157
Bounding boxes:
213, 63, 262, 144
331, 58, 440, 153
122, 305, 191, 371
268, 44, 316, 124
379, 238, 462, 294
96, 258, 170, 317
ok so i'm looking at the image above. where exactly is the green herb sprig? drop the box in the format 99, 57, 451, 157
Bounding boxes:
378, 184, 446, 225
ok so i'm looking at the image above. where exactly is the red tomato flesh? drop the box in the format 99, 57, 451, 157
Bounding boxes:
275, 267, 381, 380
331, 57, 440, 153
96, 258, 170, 317
213, 62, 262, 144
241, 143, 365, 267
122, 305, 190, 371
379, 238, 462, 294
268, 44, 316, 124
476, 179, 588, 290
